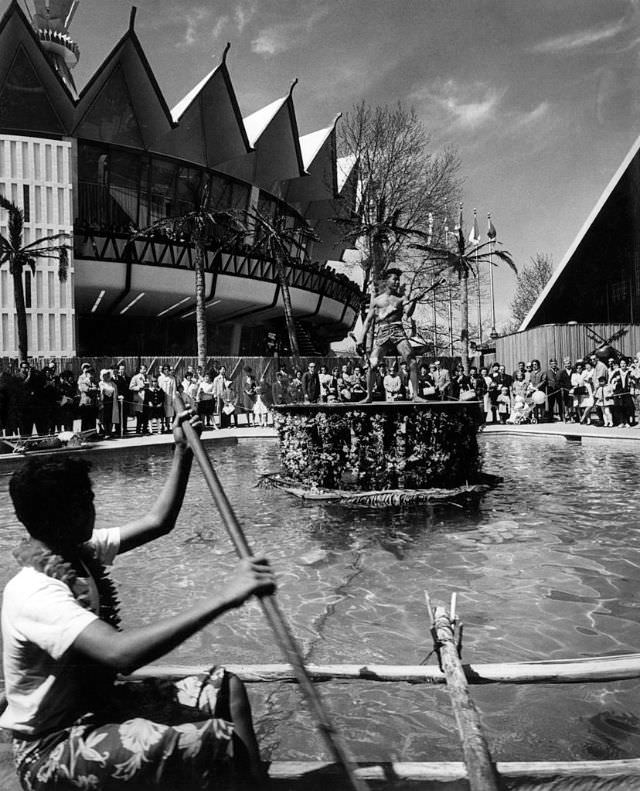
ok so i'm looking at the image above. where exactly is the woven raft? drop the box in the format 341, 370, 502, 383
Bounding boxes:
259, 473, 494, 508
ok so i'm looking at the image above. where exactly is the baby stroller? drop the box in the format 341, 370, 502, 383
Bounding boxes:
508, 395, 537, 424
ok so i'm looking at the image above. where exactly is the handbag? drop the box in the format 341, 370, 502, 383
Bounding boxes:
460, 390, 477, 401
422, 386, 436, 396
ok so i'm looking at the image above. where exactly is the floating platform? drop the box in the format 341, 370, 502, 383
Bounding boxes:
272, 400, 485, 495
259, 472, 499, 508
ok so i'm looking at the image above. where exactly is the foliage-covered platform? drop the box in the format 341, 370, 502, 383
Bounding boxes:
272, 401, 486, 494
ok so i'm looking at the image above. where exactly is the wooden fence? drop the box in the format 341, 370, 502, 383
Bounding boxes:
489, 323, 640, 371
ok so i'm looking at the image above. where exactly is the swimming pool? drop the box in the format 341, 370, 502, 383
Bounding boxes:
1, 435, 639, 764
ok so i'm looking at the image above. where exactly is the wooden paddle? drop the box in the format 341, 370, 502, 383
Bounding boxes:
173, 395, 370, 791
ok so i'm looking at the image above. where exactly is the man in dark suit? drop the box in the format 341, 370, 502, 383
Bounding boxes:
544, 357, 562, 421
301, 361, 321, 403
557, 357, 573, 421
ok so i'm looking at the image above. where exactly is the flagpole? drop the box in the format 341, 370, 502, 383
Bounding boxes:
433, 285, 438, 356
448, 280, 454, 356
476, 247, 482, 345
470, 208, 482, 346
488, 213, 498, 340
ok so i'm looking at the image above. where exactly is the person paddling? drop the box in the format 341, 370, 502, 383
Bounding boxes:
1, 409, 274, 790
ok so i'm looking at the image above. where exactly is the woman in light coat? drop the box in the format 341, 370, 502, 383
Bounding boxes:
128, 364, 148, 434
157, 365, 177, 432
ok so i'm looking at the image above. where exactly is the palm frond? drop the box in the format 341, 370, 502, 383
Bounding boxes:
23, 231, 71, 251
7, 206, 23, 251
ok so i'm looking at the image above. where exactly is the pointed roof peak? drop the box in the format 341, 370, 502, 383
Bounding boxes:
243, 94, 288, 147
171, 64, 219, 122
129, 6, 137, 31
299, 123, 336, 170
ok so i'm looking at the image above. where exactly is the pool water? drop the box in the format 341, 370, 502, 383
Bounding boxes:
1, 435, 640, 764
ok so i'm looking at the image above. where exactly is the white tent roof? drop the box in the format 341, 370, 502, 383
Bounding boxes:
243, 96, 287, 147
520, 131, 640, 331
299, 125, 333, 170
170, 67, 218, 122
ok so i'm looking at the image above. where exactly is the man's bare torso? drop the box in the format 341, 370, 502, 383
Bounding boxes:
373, 292, 405, 324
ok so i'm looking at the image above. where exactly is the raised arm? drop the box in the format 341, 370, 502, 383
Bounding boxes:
117, 410, 199, 553
72, 557, 275, 673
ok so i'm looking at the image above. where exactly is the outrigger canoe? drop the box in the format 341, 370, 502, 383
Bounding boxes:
3, 613, 640, 789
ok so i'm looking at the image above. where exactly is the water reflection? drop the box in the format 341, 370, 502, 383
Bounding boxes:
1, 435, 640, 762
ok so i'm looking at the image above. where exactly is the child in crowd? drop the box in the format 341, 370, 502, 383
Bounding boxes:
181, 370, 199, 408
497, 385, 511, 424
196, 373, 216, 428
142, 375, 165, 434
507, 395, 527, 424
253, 376, 270, 427
594, 375, 614, 426
220, 378, 238, 429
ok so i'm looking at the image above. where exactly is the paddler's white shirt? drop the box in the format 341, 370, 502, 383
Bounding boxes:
0, 527, 120, 736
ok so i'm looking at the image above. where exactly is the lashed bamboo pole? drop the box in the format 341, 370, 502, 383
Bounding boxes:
267, 758, 640, 782
173, 395, 369, 791
128, 652, 640, 684
427, 594, 500, 791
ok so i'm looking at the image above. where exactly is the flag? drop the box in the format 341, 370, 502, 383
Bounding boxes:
454, 203, 464, 248
487, 213, 497, 240
468, 209, 480, 245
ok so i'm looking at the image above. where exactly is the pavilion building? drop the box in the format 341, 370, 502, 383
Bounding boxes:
487, 129, 640, 370
0, 0, 361, 358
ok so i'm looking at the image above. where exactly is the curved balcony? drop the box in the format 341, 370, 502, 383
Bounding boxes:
73, 181, 362, 342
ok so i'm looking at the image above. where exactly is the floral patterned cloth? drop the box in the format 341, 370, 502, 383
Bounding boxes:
12, 668, 234, 791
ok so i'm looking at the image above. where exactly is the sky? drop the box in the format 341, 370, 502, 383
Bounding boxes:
14, 0, 640, 327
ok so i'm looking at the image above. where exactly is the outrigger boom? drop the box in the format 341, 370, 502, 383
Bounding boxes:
127, 593, 640, 790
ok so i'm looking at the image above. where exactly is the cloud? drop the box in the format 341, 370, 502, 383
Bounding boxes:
411, 79, 504, 130
251, 5, 330, 56
531, 19, 626, 54
211, 16, 229, 41
408, 78, 555, 152
175, 7, 213, 48
235, 2, 257, 33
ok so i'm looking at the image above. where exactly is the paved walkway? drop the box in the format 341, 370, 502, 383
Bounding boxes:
482, 420, 640, 443
0, 421, 279, 467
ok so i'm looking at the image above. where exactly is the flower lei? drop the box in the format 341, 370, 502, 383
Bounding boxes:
13, 538, 122, 630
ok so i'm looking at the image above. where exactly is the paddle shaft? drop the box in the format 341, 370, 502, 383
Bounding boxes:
174, 396, 369, 791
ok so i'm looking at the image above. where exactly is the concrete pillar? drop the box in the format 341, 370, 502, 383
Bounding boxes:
230, 322, 243, 355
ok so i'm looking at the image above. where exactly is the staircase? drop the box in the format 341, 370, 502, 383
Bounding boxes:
294, 321, 323, 356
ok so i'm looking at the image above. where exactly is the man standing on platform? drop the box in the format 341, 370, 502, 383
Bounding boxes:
357, 268, 429, 403
301, 361, 321, 403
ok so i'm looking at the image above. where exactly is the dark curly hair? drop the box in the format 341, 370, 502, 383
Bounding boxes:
10, 457, 93, 543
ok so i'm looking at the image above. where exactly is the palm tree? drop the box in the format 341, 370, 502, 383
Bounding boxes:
413, 206, 515, 373
136, 182, 245, 370
246, 207, 317, 362
0, 196, 70, 363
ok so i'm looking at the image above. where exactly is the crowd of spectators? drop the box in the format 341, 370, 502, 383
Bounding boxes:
453, 353, 640, 427
277, 353, 640, 430
3, 351, 640, 439
0, 360, 277, 439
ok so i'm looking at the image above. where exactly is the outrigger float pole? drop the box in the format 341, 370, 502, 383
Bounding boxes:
173, 395, 370, 791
